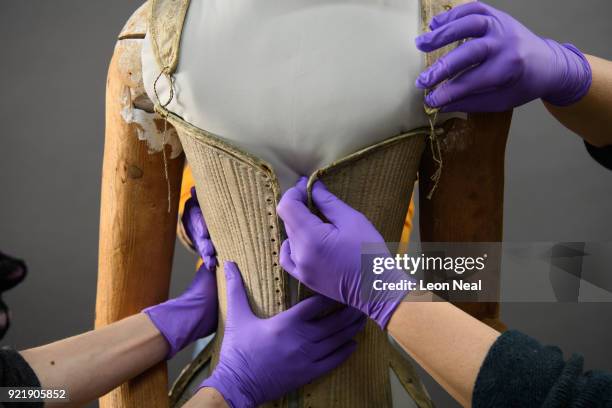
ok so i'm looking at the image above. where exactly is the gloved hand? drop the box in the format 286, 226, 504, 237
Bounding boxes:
201, 261, 365, 408
415, 2, 592, 112
277, 178, 409, 330
143, 188, 218, 359
182, 187, 217, 271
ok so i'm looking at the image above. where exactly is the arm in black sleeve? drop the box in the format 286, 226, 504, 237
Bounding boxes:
585, 142, 612, 171
0, 347, 43, 408
473, 330, 612, 407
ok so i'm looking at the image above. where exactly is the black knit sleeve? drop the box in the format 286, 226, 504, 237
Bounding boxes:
473, 330, 612, 407
585, 142, 612, 171
0, 347, 43, 408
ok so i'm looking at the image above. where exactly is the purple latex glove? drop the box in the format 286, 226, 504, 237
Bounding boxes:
144, 263, 218, 359
182, 187, 217, 271
201, 261, 365, 408
415, 2, 592, 112
143, 188, 218, 359
277, 178, 409, 330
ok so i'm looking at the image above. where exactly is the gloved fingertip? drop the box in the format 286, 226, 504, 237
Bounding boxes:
206, 256, 217, 271
415, 33, 433, 51
296, 176, 308, 193
310, 182, 323, 200
416, 73, 430, 89
425, 93, 438, 109
311, 181, 345, 215
414, 35, 426, 50
280, 238, 291, 254
429, 16, 442, 31
312, 180, 327, 192
278, 181, 308, 213
224, 261, 238, 279
279, 240, 297, 274
190, 186, 199, 202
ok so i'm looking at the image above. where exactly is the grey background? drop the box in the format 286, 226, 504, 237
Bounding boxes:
0, 1, 610, 407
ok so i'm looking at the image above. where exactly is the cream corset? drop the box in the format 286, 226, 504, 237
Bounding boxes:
142, 0, 431, 191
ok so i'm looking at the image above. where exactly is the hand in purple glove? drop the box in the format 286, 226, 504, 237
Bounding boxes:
182, 187, 217, 271
202, 261, 364, 408
143, 188, 218, 359
277, 178, 409, 330
415, 2, 592, 112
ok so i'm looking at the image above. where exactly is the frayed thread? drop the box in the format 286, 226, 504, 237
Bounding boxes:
153, 67, 175, 213
425, 104, 443, 200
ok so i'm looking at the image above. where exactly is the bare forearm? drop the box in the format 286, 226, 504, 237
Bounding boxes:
387, 298, 499, 407
20, 313, 168, 407
183, 387, 229, 408
545, 55, 612, 148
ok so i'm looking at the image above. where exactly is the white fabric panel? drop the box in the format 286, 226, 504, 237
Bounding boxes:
143, 0, 438, 191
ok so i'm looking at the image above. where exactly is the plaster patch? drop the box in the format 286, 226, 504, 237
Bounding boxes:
120, 86, 183, 159
440, 119, 472, 152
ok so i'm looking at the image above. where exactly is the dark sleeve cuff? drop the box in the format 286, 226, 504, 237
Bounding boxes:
473, 330, 612, 407
0, 347, 43, 408
585, 141, 612, 171
0, 347, 40, 387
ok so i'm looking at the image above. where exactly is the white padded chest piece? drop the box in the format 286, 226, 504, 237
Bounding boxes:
143, 0, 432, 191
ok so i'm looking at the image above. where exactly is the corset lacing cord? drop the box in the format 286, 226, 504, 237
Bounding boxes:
153, 67, 175, 213
420, 3, 453, 200
425, 103, 443, 200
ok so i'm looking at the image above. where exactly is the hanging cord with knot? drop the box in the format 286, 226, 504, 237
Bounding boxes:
424, 100, 443, 200
420, 4, 453, 200
153, 67, 175, 213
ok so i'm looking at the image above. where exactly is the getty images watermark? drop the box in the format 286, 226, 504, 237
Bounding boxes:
361, 242, 612, 303
371, 252, 488, 292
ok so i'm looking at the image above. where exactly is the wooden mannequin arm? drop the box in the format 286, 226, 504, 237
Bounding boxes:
399, 113, 511, 404
419, 112, 512, 327
94, 13, 185, 408
417, 3, 511, 327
